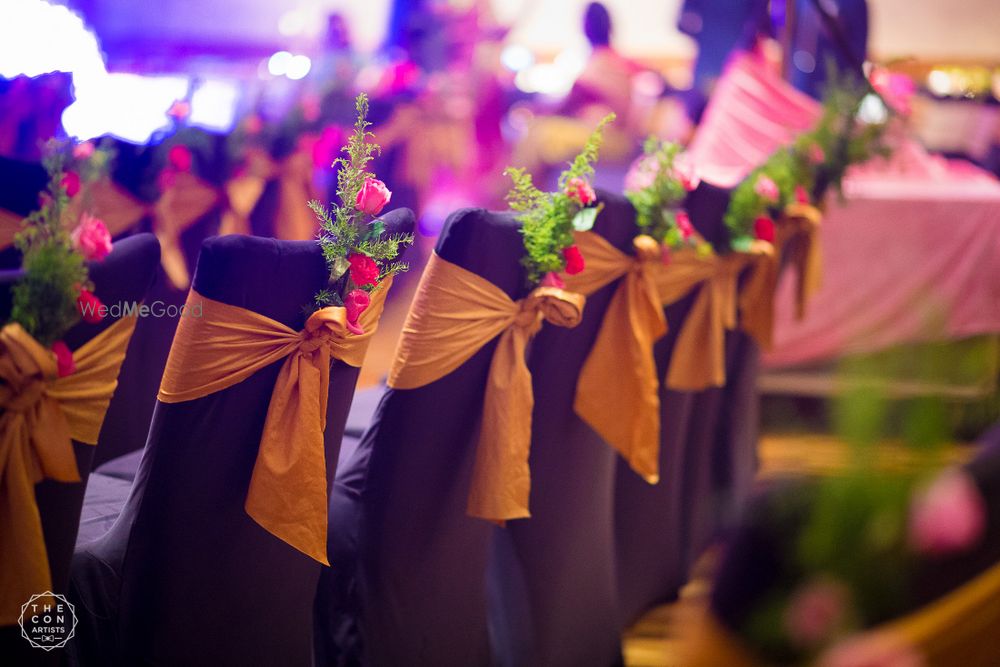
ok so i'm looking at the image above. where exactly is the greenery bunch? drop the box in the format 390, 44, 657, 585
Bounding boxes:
308, 93, 413, 308
505, 113, 615, 285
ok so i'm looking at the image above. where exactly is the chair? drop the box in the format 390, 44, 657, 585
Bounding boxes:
613, 181, 761, 625
68, 209, 414, 666
0, 233, 160, 665
698, 423, 1000, 667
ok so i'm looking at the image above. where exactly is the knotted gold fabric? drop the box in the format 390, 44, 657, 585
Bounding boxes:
0, 315, 138, 625
157, 281, 391, 565
218, 147, 319, 241
565, 231, 760, 482
739, 203, 822, 349
680, 557, 1000, 667
388, 252, 585, 523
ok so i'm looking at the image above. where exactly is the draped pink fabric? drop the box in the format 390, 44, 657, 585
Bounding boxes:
764, 154, 1000, 366
686, 53, 821, 187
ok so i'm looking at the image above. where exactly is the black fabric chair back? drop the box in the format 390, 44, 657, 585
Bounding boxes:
614, 179, 760, 625
320, 207, 525, 667
0, 233, 160, 665
69, 209, 414, 666
0, 156, 47, 269
493, 191, 635, 666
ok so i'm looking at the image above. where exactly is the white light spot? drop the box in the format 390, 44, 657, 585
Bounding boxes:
268, 51, 293, 77
286, 55, 312, 80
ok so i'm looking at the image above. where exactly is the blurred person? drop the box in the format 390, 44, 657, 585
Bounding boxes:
786, 0, 869, 99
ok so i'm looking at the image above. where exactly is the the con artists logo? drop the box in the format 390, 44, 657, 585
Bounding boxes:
19, 592, 78, 651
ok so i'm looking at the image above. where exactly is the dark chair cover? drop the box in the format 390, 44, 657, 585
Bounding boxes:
317, 194, 642, 666
0, 156, 47, 269
68, 209, 414, 667
317, 207, 525, 667
711, 420, 1000, 649
0, 233, 160, 665
613, 181, 761, 625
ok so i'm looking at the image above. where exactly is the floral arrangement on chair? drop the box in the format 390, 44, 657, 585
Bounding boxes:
623, 137, 712, 260
503, 113, 615, 287
9, 140, 114, 376
307, 93, 413, 334
723, 76, 893, 250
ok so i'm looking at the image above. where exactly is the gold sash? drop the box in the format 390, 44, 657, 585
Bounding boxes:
680, 558, 1000, 667
388, 252, 585, 523
565, 231, 761, 482
157, 281, 391, 564
219, 148, 319, 241
0, 315, 138, 625
739, 203, 822, 349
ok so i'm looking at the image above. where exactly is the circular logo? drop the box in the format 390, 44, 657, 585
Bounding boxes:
19, 592, 78, 651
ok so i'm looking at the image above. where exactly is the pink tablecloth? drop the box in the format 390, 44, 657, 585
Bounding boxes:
763, 159, 1000, 367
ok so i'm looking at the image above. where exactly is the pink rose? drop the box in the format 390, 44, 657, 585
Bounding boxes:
795, 185, 811, 204
784, 578, 849, 646
870, 68, 916, 117
754, 175, 779, 203
564, 176, 596, 206
348, 252, 380, 287
355, 177, 392, 216
818, 633, 925, 667
62, 171, 81, 198
168, 145, 192, 172
344, 289, 371, 336
754, 216, 775, 243
562, 245, 585, 275
51, 340, 75, 378
540, 272, 565, 289
76, 288, 104, 324
72, 213, 113, 261
73, 141, 95, 160
624, 155, 658, 193
673, 153, 700, 191
909, 469, 986, 556
675, 210, 695, 240
808, 144, 826, 165
167, 99, 191, 120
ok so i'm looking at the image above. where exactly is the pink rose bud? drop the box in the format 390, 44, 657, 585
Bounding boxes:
624, 155, 658, 193
562, 245, 585, 275
754, 175, 780, 203
754, 216, 775, 243
76, 287, 105, 324
168, 145, 193, 172
795, 185, 811, 204
344, 289, 371, 336
540, 272, 565, 289
51, 340, 75, 377
564, 176, 596, 206
808, 144, 826, 165
244, 114, 264, 135
675, 210, 695, 239
909, 470, 986, 556
355, 177, 392, 216
673, 154, 700, 191
71, 213, 113, 262
784, 578, 849, 646
62, 171, 81, 198
168, 100, 191, 120
73, 141, 95, 160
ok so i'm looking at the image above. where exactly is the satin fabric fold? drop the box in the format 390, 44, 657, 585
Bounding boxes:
0, 315, 138, 625
219, 148, 319, 241
739, 203, 822, 350
388, 252, 585, 523
156, 281, 390, 565
565, 231, 758, 483
680, 557, 1000, 667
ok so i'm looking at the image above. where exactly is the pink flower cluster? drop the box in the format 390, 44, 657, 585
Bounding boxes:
564, 177, 596, 206
72, 213, 113, 262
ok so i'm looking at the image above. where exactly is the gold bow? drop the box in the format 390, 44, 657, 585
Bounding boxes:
218, 147, 319, 241
389, 252, 585, 523
0, 315, 138, 625
739, 203, 822, 349
157, 280, 391, 564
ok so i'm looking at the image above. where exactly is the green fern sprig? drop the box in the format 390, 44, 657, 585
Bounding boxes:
506, 113, 615, 285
